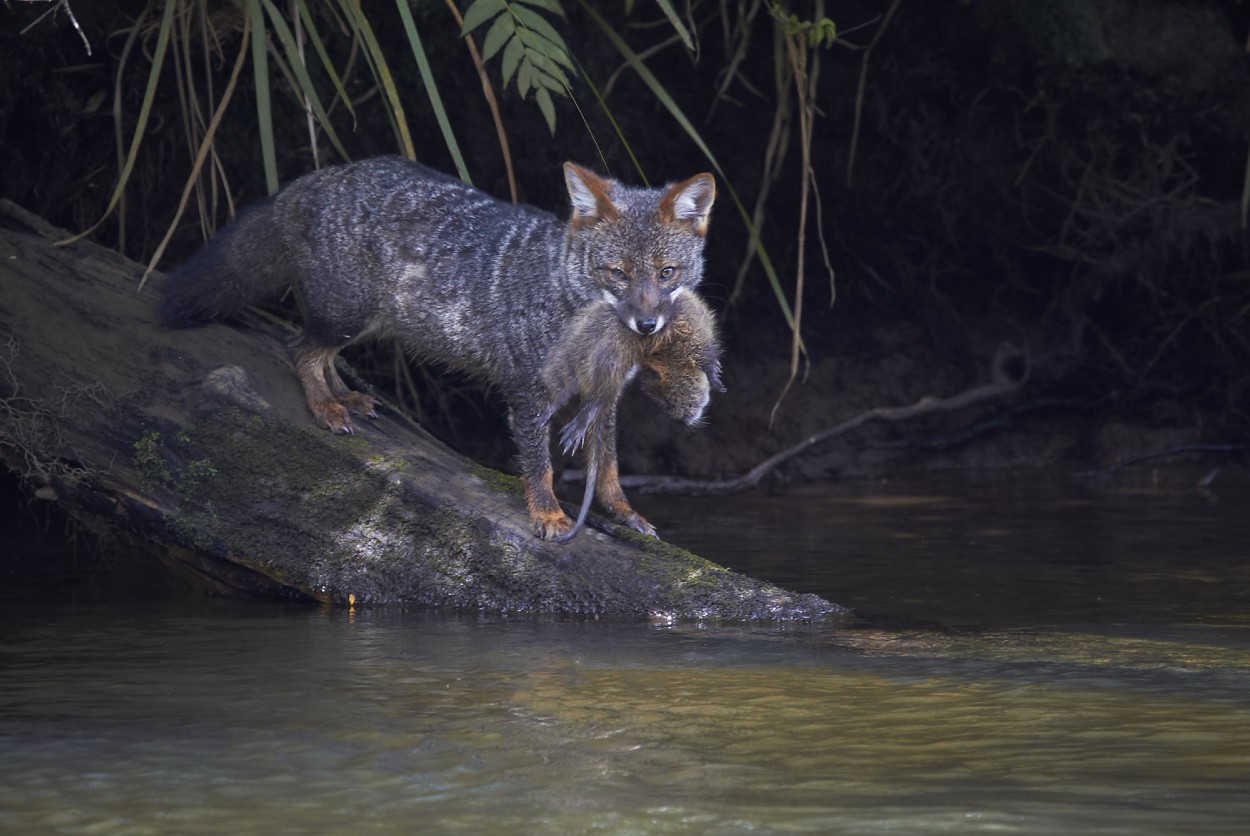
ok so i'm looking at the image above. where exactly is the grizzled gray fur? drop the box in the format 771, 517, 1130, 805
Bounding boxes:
161, 156, 718, 542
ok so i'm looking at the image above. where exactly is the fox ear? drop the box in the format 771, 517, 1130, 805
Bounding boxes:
660, 173, 715, 235
564, 162, 619, 229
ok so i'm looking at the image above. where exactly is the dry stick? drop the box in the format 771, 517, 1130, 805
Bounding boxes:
18, 0, 91, 54
628, 375, 1024, 496
728, 47, 790, 304
1108, 443, 1250, 474
110, 4, 150, 255
769, 26, 814, 425
443, 0, 516, 202
707, 0, 763, 122
139, 12, 251, 289
846, 0, 901, 189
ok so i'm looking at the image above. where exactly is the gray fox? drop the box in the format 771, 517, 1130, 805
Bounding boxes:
542, 292, 724, 542
160, 156, 716, 541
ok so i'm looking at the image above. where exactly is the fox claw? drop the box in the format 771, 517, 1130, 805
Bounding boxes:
532, 509, 575, 541
339, 392, 378, 419
610, 506, 657, 539
629, 517, 658, 538
315, 401, 357, 434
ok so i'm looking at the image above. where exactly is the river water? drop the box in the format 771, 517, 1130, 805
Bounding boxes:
2, 468, 1248, 833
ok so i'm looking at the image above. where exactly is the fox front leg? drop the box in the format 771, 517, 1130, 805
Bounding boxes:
509, 401, 576, 541
589, 409, 657, 538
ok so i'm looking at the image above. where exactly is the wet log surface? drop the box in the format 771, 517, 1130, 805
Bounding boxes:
0, 200, 844, 621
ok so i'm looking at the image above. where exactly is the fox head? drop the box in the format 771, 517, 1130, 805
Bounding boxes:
564, 163, 715, 336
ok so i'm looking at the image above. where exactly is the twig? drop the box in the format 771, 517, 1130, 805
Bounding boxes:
628, 368, 1025, 496
846, 0, 900, 188
16, 0, 91, 55
443, 0, 517, 202
1107, 443, 1249, 474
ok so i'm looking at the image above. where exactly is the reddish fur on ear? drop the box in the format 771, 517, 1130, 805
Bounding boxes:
659, 172, 716, 236
564, 162, 620, 229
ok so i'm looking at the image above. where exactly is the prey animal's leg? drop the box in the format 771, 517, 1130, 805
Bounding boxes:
559, 402, 601, 455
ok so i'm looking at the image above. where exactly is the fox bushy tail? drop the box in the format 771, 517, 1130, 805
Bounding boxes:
160, 198, 294, 328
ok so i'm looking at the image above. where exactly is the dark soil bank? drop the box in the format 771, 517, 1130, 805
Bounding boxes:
2, 0, 1248, 498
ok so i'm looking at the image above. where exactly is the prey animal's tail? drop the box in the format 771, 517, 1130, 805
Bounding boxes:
160, 198, 295, 328
551, 458, 596, 545
550, 410, 603, 545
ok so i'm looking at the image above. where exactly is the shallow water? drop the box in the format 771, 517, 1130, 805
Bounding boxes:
2, 468, 1249, 833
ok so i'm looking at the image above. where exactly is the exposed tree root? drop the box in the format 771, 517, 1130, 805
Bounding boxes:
629, 348, 1027, 496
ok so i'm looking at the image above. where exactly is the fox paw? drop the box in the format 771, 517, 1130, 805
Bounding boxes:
338, 391, 378, 419
531, 508, 576, 541
618, 511, 658, 539
314, 401, 355, 434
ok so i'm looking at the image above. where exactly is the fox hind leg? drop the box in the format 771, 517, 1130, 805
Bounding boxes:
323, 353, 377, 420
292, 336, 373, 433
589, 410, 657, 538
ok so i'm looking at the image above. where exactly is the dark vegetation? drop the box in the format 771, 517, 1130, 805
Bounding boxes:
3, 0, 1249, 486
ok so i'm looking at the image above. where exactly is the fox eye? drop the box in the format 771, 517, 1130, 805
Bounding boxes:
659, 266, 676, 280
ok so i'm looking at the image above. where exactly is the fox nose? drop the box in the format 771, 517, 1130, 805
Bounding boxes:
637, 317, 658, 335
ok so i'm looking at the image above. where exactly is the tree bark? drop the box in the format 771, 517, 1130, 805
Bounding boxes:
0, 200, 842, 621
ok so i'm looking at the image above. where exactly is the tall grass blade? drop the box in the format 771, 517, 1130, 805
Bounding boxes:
651, 0, 693, 51
293, 0, 358, 129
336, 0, 415, 159
261, 0, 349, 162
141, 11, 253, 289
247, 0, 279, 194
395, 0, 471, 182
60, 0, 177, 245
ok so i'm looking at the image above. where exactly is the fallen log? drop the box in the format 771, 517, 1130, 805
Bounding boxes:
0, 199, 843, 621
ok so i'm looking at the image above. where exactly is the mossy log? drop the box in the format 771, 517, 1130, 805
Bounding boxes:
0, 200, 843, 621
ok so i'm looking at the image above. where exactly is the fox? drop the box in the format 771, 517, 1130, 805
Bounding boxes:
541, 292, 725, 542
159, 156, 716, 542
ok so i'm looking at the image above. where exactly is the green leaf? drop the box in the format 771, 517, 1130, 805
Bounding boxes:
533, 68, 567, 93
460, 0, 503, 36
517, 56, 534, 98
512, 5, 567, 54
517, 27, 574, 72
520, 0, 566, 18
501, 36, 524, 87
535, 86, 556, 134
481, 11, 514, 62
526, 52, 570, 91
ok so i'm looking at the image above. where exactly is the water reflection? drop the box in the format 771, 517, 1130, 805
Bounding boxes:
640, 467, 1250, 629
2, 469, 1248, 833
